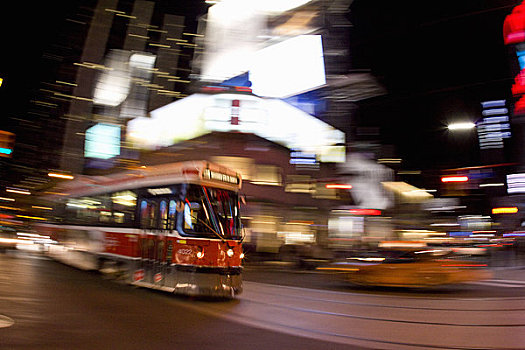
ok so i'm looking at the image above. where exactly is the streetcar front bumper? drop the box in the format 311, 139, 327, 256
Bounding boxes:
172, 265, 243, 298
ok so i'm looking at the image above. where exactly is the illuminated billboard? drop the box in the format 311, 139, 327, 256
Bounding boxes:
85, 123, 121, 159
126, 93, 345, 162
249, 35, 326, 98
93, 50, 132, 107
199, 0, 325, 98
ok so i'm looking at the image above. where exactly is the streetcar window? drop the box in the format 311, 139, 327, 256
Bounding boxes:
65, 194, 112, 226
184, 203, 197, 230
139, 200, 158, 229
179, 186, 218, 238
140, 201, 148, 228
168, 200, 177, 230
111, 190, 136, 226
149, 202, 158, 228
160, 200, 168, 230
100, 210, 112, 223
114, 212, 125, 224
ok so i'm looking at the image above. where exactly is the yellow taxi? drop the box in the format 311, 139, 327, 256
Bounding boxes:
318, 248, 492, 288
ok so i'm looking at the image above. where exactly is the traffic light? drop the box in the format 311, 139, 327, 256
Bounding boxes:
0, 131, 15, 158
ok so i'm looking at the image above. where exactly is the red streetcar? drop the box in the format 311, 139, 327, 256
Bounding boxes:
36, 161, 244, 298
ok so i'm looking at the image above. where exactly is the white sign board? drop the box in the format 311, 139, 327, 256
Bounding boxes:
127, 93, 345, 162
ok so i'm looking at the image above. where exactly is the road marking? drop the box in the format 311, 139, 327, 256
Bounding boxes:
491, 279, 525, 285
465, 279, 525, 288
0, 315, 14, 328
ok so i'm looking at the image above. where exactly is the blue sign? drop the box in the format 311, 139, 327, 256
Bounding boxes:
0, 147, 12, 155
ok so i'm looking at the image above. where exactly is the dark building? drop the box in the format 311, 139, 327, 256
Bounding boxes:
17, 0, 206, 176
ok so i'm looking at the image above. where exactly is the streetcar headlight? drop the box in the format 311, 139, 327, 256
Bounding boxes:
240, 252, 245, 259
196, 250, 204, 259
226, 248, 234, 257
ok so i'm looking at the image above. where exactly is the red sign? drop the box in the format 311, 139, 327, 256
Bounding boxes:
515, 95, 525, 116
503, 4, 525, 45
505, 3, 525, 116
154, 272, 162, 283
133, 269, 144, 282
512, 71, 525, 96
348, 209, 381, 216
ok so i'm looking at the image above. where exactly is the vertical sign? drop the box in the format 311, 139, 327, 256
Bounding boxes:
231, 99, 240, 125
477, 100, 510, 149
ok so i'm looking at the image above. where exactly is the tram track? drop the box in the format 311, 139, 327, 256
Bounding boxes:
240, 282, 525, 327
172, 281, 525, 349
233, 295, 525, 327
241, 283, 525, 312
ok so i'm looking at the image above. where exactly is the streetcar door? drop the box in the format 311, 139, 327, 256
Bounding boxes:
139, 198, 158, 284
162, 200, 177, 289
139, 196, 170, 286
153, 199, 169, 287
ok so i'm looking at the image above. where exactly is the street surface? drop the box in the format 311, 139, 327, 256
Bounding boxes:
2, 251, 525, 349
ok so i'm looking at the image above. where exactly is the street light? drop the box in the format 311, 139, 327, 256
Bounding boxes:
447, 122, 476, 131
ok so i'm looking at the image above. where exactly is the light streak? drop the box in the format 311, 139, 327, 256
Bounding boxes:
441, 176, 468, 183
6, 188, 30, 195
325, 184, 353, 189
448, 122, 475, 130
492, 207, 518, 214
48, 172, 74, 180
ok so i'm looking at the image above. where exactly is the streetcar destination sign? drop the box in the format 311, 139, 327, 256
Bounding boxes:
202, 169, 239, 185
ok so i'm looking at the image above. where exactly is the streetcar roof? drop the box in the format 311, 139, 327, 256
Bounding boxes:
43, 160, 241, 199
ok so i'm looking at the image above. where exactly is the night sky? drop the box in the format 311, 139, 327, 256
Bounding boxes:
0, 0, 521, 172
350, 0, 519, 170
0, 1, 84, 114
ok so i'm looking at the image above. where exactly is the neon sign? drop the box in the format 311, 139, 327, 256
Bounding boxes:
504, 3, 525, 116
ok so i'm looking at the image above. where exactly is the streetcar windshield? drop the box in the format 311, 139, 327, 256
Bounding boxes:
205, 187, 242, 239
182, 185, 241, 240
